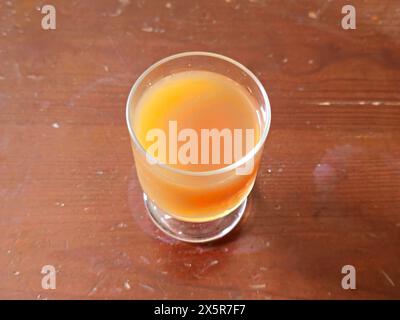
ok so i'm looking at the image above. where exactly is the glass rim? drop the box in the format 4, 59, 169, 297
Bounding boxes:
126, 51, 271, 177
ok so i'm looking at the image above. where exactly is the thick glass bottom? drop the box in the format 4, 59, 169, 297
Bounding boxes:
143, 193, 247, 243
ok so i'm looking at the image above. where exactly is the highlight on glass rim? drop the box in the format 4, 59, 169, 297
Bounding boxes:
1, 0, 398, 306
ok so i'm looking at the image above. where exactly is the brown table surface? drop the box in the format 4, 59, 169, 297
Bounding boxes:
1, 0, 399, 300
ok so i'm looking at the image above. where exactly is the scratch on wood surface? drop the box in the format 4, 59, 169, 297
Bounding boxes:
67, 77, 118, 107
249, 0, 266, 5
139, 282, 155, 292
141, 26, 154, 32
141, 25, 165, 33
380, 270, 396, 287
88, 274, 108, 296
303, 100, 400, 106
200, 259, 219, 273
308, 0, 331, 20
124, 280, 131, 290
139, 255, 150, 264
109, 0, 130, 17
26, 74, 44, 81
13, 62, 22, 80
250, 283, 266, 289
110, 221, 127, 231
308, 11, 318, 19
107, 36, 128, 65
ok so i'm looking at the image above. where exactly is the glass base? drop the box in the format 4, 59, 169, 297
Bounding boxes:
143, 193, 247, 243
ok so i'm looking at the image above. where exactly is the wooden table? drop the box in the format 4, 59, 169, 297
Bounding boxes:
1, 0, 399, 299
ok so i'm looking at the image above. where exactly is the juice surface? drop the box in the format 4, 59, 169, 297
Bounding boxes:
133, 70, 260, 171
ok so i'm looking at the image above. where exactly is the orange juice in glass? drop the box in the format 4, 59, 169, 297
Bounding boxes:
126, 52, 271, 242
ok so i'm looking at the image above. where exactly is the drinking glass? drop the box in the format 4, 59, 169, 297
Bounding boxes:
126, 52, 271, 243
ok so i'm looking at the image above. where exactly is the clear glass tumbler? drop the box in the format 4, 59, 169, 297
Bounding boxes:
126, 52, 271, 243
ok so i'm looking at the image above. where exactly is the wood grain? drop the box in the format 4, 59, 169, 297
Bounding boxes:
0, 0, 399, 299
